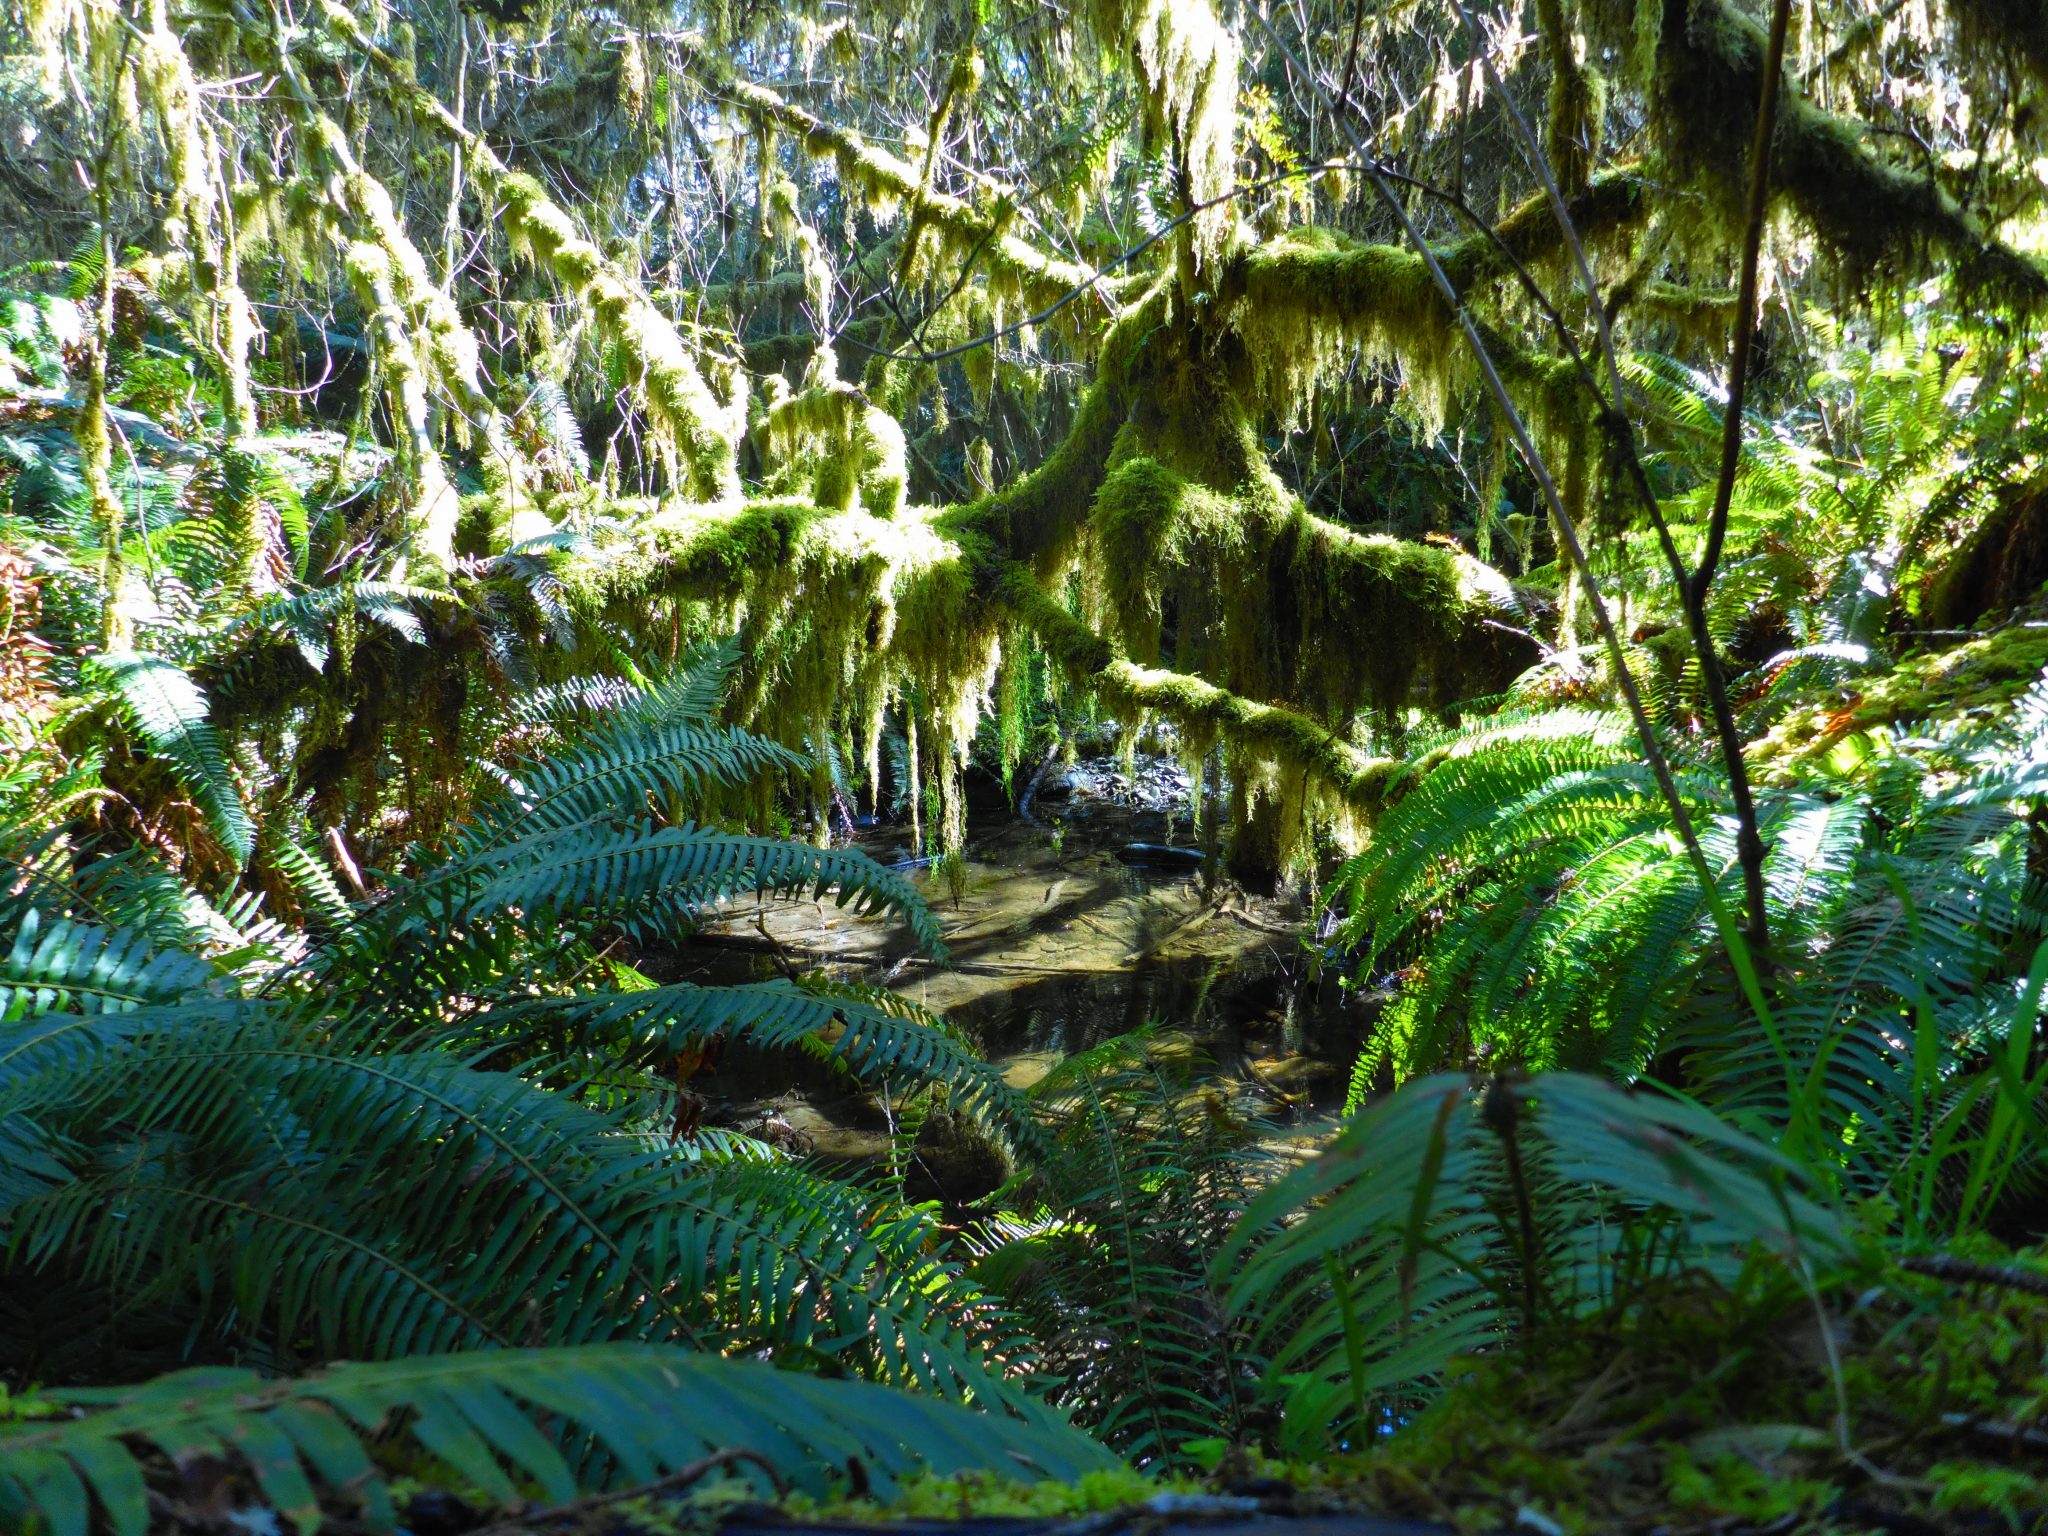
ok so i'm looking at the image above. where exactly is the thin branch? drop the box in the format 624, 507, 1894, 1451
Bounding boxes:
465, 1448, 786, 1536
1902, 1254, 2048, 1299
838, 160, 1364, 365
1249, 8, 1780, 1039
1689, 0, 1796, 960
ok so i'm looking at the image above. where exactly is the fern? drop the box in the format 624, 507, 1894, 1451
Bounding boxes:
1220, 1071, 1851, 1453
430, 820, 941, 948
0, 1344, 1110, 1535
496, 975, 1031, 1144
1, 909, 218, 1017
969, 1034, 1273, 1466
0, 646, 1016, 1403
86, 649, 254, 867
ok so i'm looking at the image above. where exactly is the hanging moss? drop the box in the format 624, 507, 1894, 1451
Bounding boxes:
1951, 0, 2048, 86
995, 561, 1410, 817
341, 243, 461, 572
1222, 229, 1463, 429
499, 173, 743, 501
139, 1, 259, 438
1655, 0, 2048, 309
755, 366, 907, 519
663, 33, 1102, 318
1091, 0, 1241, 264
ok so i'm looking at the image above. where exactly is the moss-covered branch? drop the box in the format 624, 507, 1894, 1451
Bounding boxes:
662, 33, 1104, 317
993, 563, 1407, 815
315, 0, 743, 502
295, 111, 525, 506
1657, 0, 2048, 307
342, 242, 462, 568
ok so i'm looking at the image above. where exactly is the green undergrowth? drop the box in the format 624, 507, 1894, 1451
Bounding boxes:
1300, 1254, 2048, 1533
762, 1252, 2048, 1536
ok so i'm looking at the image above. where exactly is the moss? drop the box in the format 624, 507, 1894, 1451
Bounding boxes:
1091, 0, 1240, 264
1533, 0, 1604, 196
755, 373, 907, 519
1921, 472, 2048, 631
497, 171, 741, 503
1222, 229, 1461, 429
666, 35, 1102, 318
1306, 1254, 2048, 1535
1750, 621, 2048, 780
1952, 0, 2048, 86
995, 560, 1404, 822
1656, 0, 2048, 309
1089, 456, 1232, 661
1453, 169, 1648, 283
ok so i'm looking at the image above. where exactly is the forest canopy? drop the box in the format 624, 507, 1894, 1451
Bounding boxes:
7, 0, 2048, 1530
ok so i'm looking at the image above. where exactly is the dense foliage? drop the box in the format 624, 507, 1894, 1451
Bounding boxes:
6, 0, 2048, 1529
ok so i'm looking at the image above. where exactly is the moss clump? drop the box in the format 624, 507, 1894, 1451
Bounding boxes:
755, 368, 908, 519
1750, 621, 2048, 780
1222, 229, 1460, 430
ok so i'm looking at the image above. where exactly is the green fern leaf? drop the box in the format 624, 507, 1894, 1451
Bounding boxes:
87, 650, 253, 867
0, 1344, 1111, 1534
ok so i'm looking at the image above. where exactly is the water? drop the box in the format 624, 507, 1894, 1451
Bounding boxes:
640, 803, 1372, 1201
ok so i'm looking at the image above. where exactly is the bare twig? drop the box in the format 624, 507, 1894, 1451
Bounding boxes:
465, 1447, 784, 1536
1903, 1254, 2048, 1299
1449, 0, 1778, 968
1690, 0, 1796, 960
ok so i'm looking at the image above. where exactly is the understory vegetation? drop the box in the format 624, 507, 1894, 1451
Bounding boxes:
5, 0, 2048, 1530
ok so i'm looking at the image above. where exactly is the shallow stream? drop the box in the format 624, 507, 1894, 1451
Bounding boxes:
643, 760, 1375, 1204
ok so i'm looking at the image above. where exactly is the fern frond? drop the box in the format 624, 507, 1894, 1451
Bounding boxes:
434, 820, 942, 953
1, 911, 219, 1017
0, 1344, 1110, 1535
500, 976, 1027, 1142
1221, 1073, 1851, 1453
86, 649, 254, 866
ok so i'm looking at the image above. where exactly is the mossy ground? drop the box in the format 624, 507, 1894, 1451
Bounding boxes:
705, 1251, 2048, 1536
1752, 617, 2048, 781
